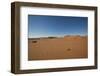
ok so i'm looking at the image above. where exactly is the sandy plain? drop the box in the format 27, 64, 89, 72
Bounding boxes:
28, 36, 88, 60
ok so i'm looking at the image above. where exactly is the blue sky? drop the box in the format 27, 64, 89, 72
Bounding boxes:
28, 15, 88, 38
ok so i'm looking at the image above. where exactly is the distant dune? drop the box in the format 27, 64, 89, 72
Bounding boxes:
28, 35, 88, 60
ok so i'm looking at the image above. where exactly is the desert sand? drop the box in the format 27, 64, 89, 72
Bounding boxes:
28, 36, 88, 60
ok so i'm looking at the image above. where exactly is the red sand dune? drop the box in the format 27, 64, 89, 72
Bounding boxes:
28, 36, 88, 60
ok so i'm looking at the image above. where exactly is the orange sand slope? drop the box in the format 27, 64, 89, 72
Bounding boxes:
28, 36, 88, 60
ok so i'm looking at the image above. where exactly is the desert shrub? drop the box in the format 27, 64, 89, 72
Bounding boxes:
48, 37, 56, 39
32, 41, 37, 43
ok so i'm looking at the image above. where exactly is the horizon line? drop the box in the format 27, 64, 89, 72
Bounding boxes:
28, 35, 88, 39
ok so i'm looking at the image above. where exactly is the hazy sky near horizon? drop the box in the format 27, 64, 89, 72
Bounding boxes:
28, 15, 88, 38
